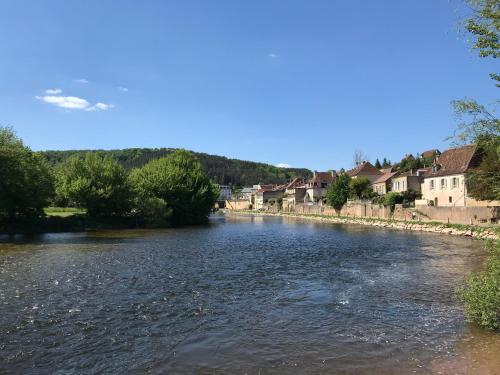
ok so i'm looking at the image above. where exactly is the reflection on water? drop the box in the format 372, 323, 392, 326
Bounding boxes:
0, 215, 496, 374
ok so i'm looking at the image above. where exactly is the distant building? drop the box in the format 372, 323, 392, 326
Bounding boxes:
372, 172, 398, 195
282, 177, 306, 211
347, 162, 383, 183
218, 185, 233, 201
304, 171, 336, 205
421, 149, 441, 160
391, 170, 426, 194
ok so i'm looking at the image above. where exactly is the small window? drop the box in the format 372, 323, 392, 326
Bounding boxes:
440, 179, 446, 189
430, 180, 435, 190
449, 196, 452, 203
451, 177, 458, 188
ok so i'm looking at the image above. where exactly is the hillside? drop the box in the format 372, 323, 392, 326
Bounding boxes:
41, 148, 312, 187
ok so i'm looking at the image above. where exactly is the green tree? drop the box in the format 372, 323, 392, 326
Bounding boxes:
374, 158, 382, 169
383, 192, 404, 210
129, 150, 219, 225
55, 153, 132, 218
349, 177, 372, 199
0, 127, 54, 220
326, 174, 351, 211
458, 240, 500, 331
464, 0, 499, 85
382, 158, 391, 168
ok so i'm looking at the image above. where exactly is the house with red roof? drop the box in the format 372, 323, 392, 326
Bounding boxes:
347, 161, 383, 183
304, 171, 336, 205
419, 144, 483, 207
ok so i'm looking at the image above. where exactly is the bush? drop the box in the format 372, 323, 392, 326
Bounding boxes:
458, 240, 500, 331
383, 192, 403, 210
349, 177, 372, 199
129, 150, 218, 225
55, 153, 132, 218
133, 197, 172, 227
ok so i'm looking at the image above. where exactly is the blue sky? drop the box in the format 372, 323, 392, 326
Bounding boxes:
0, 0, 497, 170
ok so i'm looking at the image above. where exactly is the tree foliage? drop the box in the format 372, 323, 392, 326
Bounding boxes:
0, 127, 54, 220
129, 150, 219, 225
349, 177, 372, 199
55, 153, 132, 218
326, 174, 351, 211
42, 148, 312, 187
458, 240, 500, 331
465, 0, 499, 84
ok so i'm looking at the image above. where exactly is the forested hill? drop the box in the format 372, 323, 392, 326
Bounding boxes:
41, 148, 312, 187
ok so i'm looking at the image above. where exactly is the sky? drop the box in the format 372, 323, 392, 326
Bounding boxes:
0, 0, 497, 171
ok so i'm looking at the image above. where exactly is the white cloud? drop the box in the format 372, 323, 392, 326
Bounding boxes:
86, 102, 114, 111
45, 88, 62, 94
35, 92, 113, 112
268, 53, 278, 59
73, 78, 89, 84
276, 163, 291, 168
118, 86, 128, 92
35, 95, 90, 109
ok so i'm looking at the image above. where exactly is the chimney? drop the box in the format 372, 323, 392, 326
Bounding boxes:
313, 171, 317, 177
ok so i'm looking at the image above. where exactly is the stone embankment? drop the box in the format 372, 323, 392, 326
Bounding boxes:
225, 210, 499, 241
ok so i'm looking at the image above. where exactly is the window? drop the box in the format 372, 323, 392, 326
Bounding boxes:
402, 181, 405, 190
449, 196, 452, 203
440, 178, 446, 189
430, 180, 435, 190
451, 177, 458, 188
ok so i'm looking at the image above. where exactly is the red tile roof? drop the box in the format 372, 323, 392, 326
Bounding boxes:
347, 162, 383, 177
421, 149, 441, 159
373, 172, 398, 184
426, 144, 481, 177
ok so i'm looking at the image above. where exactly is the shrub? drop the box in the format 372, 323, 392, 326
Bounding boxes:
326, 174, 351, 211
458, 240, 500, 331
383, 192, 403, 210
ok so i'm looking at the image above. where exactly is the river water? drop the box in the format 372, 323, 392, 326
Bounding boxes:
0, 214, 498, 374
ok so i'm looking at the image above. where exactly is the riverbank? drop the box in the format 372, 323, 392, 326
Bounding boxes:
225, 210, 500, 240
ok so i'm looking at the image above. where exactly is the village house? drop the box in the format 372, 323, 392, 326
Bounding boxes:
282, 178, 306, 211
347, 161, 383, 183
372, 172, 398, 195
238, 187, 253, 202
304, 171, 336, 205
391, 169, 426, 194
254, 186, 285, 210
421, 149, 441, 161
419, 144, 483, 207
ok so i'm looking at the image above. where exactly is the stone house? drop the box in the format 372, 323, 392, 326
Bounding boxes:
391, 170, 426, 194
254, 187, 285, 210
282, 177, 306, 211
372, 172, 398, 195
419, 144, 483, 207
347, 162, 383, 183
304, 171, 336, 205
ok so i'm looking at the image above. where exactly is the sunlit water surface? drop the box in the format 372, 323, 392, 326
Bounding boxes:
0, 214, 498, 374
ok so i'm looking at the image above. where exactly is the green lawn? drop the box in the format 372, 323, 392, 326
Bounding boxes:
44, 207, 87, 217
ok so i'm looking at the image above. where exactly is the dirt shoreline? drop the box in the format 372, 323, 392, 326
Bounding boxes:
224, 210, 499, 241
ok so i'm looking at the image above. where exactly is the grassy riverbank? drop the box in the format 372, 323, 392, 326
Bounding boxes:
225, 210, 500, 240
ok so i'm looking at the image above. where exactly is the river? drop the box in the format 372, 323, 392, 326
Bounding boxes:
0, 214, 498, 374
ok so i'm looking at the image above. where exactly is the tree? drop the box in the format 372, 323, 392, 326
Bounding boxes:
374, 158, 382, 169
352, 150, 368, 167
450, 100, 500, 200
464, 0, 499, 85
348, 177, 372, 200
382, 158, 391, 168
55, 153, 132, 218
383, 192, 404, 210
129, 150, 219, 225
0, 126, 54, 220
326, 174, 351, 211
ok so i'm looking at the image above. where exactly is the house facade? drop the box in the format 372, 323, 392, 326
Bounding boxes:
304, 171, 336, 205
282, 178, 306, 211
372, 172, 398, 195
391, 170, 425, 194
419, 144, 482, 207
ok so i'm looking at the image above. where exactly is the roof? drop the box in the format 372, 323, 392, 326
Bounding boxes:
379, 167, 395, 174
241, 187, 253, 193
347, 162, 383, 177
285, 177, 305, 189
425, 144, 481, 178
309, 171, 336, 184
421, 149, 441, 159
373, 171, 398, 184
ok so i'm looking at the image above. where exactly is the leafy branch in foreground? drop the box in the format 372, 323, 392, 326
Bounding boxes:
458, 240, 500, 331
